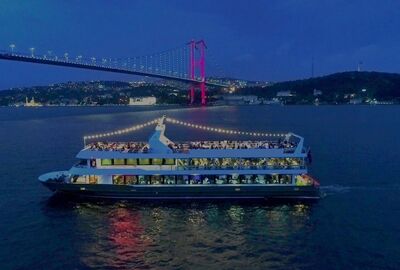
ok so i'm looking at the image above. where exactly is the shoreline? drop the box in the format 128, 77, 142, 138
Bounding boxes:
0, 102, 398, 108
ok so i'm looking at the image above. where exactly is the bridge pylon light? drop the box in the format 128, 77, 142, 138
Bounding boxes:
29, 47, 35, 57
187, 39, 207, 105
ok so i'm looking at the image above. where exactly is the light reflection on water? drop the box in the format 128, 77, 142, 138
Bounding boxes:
44, 198, 314, 269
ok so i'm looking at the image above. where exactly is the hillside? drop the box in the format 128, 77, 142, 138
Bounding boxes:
237, 71, 400, 103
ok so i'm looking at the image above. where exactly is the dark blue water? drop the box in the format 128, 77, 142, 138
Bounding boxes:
0, 105, 399, 269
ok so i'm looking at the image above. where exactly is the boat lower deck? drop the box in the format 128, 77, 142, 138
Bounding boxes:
41, 182, 320, 200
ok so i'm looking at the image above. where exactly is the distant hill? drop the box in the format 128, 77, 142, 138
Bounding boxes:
237, 71, 400, 103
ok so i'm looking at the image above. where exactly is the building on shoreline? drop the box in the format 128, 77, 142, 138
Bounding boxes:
24, 97, 42, 107
128, 96, 157, 106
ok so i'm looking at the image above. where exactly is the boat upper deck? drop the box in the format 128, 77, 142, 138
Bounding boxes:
80, 117, 305, 158
85, 139, 298, 153
169, 140, 297, 152
87, 141, 149, 153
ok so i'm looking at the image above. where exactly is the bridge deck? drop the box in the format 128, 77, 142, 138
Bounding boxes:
0, 53, 226, 87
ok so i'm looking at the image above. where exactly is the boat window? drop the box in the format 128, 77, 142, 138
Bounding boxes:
176, 175, 187, 184
164, 175, 176, 184
191, 158, 209, 168
189, 175, 202, 184
126, 159, 138, 165
221, 158, 233, 169
101, 159, 113, 166
138, 159, 151, 165
163, 158, 175, 165
138, 175, 149, 184
72, 175, 79, 183
209, 158, 219, 169
125, 175, 137, 185
151, 175, 162, 185
216, 175, 227, 184
271, 175, 280, 184
202, 175, 215, 184
265, 174, 274, 184
228, 174, 240, 184
279, 175, 292, 184
286, 158, 303, 168
89, 175, 99, 184
152, 158, 163, 165
242, 175, 253, 184
90, 159, 96, 167
72, 175, 87, 184
114, 159, 125, 166
254, 175, 266, 184
177, 159, 188, 166
112, 175, 125, 185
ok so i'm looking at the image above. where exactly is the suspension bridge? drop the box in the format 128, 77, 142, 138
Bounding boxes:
0, 40, 228, 105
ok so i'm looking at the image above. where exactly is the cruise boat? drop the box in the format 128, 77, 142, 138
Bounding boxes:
39, 116, 320, 200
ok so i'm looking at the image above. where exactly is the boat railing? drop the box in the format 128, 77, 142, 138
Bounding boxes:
176, 165, 306, 171
85, 140, 299, 153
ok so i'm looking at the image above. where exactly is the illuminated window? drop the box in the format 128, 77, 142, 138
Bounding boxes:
271, 174, 280, 184
112, 175, 124, 185
101, 159, 113, 166
177, 159, 188, 167
265, 175, 273, 184
202, 175, 215, 184
228, 174, 240, 184
126, 159, 137, 165
89, 175, 98, 184
176, 175, 187, 184
151, 175, 162, 184
189, 175, 201, 184
242, 175, 253, 184
216, 175, 227, 184
152, 158, 163, 165
113, 159, 125, 165
138, 175, 149, 184
164, 175, 176, 184
125, 175, 137, 185
279, 175, 292, 184
163, 158, 175, 165
138, 159, 150, 165
255, 175, 266, 184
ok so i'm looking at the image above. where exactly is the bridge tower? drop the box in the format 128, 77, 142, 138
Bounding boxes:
188, 39, 207, 105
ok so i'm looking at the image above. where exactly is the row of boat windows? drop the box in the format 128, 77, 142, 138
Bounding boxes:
111, 174, 293, 185
95, 158, 304, 168
99, 158, 175, 166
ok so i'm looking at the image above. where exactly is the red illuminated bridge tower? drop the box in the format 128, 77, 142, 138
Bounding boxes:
188, 40, 207, 105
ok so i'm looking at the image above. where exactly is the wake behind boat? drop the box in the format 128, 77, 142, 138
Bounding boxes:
39, 116, 320, 200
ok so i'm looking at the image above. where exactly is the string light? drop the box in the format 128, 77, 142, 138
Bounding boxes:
83, 118, 161, 141
83, 117, 287, 144
165, 117, 287, 137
